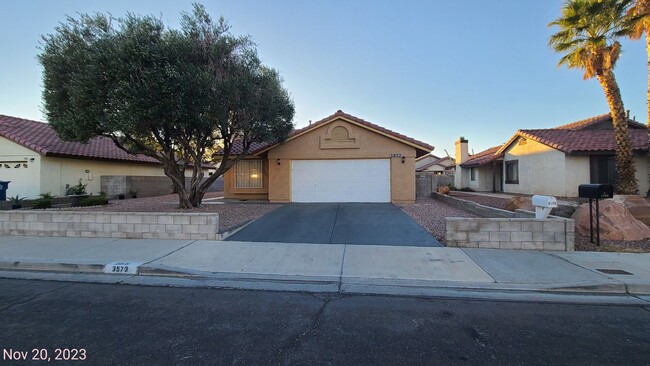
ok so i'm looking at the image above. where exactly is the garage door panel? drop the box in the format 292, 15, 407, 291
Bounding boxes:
291, 159, 390, 202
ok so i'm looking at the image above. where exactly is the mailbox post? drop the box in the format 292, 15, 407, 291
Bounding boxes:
532, 195, 557, 219
578, 184, 614, 246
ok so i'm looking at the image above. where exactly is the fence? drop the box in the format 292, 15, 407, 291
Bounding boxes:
416, 173, 453, 198
101, 176, 224, 198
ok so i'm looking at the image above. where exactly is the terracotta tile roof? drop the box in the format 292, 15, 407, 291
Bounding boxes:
553, 113, 646, 130
0, 114, 160, 164
460, 146, 504, 168
516, 128, 648, 154
222, 110, 434, 156
225, 141, 269, 156
553, 113, 611, 130
496, 114, 649, 156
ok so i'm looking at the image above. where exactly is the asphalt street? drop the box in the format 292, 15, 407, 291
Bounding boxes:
226, 203, 441, 246
1, 278, 649, 365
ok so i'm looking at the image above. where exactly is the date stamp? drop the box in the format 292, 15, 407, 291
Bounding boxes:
3, 348, 87, 362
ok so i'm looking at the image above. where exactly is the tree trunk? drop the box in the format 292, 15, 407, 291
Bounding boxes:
596, 71, 639, 195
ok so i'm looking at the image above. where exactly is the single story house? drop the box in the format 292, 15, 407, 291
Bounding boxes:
416, 155, 454, 174
0, 114, 210, 199
415, 154, 440, 169
454, 114, 649, 197
223, 110, 434, 203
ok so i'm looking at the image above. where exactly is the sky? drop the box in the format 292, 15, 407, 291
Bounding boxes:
0, 0, 648, 156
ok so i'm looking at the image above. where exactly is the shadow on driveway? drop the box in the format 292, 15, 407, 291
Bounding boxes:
225, 203, 441, 247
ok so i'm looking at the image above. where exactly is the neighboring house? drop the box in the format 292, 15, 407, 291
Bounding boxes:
415, 154, 441, 170
454, 139, 504, 192
222, 110, 434, 203
454, 114, 649, 197
416, 156, 455, 174
0, 114, 197, 199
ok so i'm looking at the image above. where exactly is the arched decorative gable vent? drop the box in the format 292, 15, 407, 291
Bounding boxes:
320, 122, 360, 149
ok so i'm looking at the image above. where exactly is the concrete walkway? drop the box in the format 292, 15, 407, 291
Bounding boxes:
0, 236, 649, 301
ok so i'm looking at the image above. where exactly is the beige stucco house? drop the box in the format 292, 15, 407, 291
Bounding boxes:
0, 114, 176, 199
223, 110, 434, 203
454, 114, 649, 197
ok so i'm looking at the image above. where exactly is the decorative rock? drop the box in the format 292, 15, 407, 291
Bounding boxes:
437, 185, 450, 195
505, 196, 534, 212
571, 199, 650, 241
612, 195, 650, 227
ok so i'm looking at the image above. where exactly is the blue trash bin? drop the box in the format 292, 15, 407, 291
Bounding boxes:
0, 181, 10, 201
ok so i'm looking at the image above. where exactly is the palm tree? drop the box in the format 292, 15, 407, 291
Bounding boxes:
628, 0, 650, 194
549, 0, 639, 194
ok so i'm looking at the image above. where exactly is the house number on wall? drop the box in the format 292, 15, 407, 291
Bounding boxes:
389, 153, 403, 158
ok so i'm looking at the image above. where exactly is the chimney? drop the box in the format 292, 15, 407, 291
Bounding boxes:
455, 137, 469, 165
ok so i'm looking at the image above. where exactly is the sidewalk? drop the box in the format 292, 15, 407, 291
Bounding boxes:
1, 235, 649, 302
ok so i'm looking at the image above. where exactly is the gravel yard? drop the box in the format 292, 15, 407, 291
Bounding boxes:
448, 192, 509, 210
57, 192, 282, 233
397, 197, 478, 244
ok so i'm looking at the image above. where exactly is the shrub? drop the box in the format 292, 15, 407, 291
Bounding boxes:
32, 192, 55, 209
32, 198, 52, 209
459, 187, 475, 192
67, 179, 87, 195
80, 194, 108, 207
447, 183, 458, 191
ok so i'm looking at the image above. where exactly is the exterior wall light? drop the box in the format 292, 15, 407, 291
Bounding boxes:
276, 158, 281, 166
401, 156, 405, 164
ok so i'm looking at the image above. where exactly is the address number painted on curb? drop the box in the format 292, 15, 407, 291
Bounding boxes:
103, 262, 142, 275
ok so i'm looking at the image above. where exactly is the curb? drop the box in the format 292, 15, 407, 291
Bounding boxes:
1, 260, 648, 299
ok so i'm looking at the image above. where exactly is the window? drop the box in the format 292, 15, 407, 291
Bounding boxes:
470, 167, 476, 181
235, 160, 263, 188
590, 155, 616, 186
505, 160, 519, 184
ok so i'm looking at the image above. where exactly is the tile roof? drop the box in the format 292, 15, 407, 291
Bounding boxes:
460, 146, 504, 168
495, 113, 649, 156
222, 110, 434, 156
553, 113, 646, 130
553, 113, 611, 130
0, 114, 160, 164
516, 128, 648, 154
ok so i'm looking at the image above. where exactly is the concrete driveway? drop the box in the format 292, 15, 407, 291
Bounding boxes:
225, 203, 441, 246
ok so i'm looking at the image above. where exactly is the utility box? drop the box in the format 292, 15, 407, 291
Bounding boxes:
0, 181, 10, 201
578, 184, 614, 199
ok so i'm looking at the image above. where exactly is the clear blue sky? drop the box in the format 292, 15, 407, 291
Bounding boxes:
0, 0, 647, 156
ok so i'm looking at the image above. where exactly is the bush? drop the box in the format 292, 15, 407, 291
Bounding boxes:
80, 194, 109, 207
32, 192, 55, 209
32, 198, 52, 209
447, 183, 458, 191
459, 187, 475, 192
67, 179, 87, 195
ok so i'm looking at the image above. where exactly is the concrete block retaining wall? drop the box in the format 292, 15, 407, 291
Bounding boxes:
432, 192, 515, 218
0, 211, 219, 240
445, 217, 575, 251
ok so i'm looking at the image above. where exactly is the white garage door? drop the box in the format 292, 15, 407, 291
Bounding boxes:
291, 159, 390, 202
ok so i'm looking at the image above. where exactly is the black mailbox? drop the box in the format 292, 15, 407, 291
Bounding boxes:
578, 184, 614, 199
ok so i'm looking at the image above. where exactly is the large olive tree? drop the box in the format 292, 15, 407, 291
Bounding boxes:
39, 4, 294, 208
